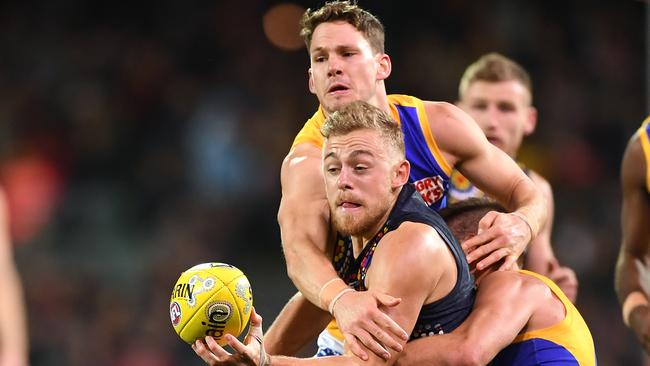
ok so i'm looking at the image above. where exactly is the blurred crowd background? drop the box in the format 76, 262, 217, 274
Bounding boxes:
0, 0, 646, 364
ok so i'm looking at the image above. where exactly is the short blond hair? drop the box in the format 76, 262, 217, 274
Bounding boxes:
300, 1, 385, 54
321, 101, 404, 157
459, 53, 532, 102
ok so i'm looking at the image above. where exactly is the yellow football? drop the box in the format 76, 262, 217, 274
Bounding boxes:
170, 262, 253, 345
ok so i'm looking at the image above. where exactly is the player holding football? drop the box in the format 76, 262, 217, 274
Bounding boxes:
196, 101, 475, 365
279, 1, 547, 359
193, 199, 596, 366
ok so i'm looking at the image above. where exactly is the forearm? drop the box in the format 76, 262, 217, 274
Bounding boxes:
615, 251, 649, 323
280, 229, 339, 307
524, 233, 556, 275
616, 245, 649, 298
271, 354, 362, 366
265, 292, 332, 355
399, 334, 471, 366
507, 177, 547, 240
400, 274, 531, 366
279, 144, 341, 308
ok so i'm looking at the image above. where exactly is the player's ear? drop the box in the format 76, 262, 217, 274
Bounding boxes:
393, 159, 410, 188
308, 68, 316, 94
523, 106, 537, 136
376, 53, 391, 81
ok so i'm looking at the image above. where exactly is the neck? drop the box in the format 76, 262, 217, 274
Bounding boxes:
371, 83, 391, 113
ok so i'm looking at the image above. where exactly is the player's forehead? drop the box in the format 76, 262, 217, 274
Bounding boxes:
310, 21, 371, 53
323, 129, 384, 159
464, 80, 530, 102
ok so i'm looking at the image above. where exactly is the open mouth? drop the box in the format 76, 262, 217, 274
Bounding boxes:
328, 83, 349, 94
340, 202, 361, 209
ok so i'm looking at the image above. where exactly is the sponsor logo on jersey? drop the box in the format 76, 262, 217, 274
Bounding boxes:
414, 175, 445, 206
450, 170, 472, 192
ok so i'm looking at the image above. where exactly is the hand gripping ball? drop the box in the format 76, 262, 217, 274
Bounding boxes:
170, 262, 253, 345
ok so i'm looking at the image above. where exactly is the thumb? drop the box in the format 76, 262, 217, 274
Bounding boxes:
374, 292, 402, 308
477, 211, 499, 234
248, 307, 264, 340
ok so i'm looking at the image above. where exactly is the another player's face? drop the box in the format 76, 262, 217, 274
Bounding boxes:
323, 129, 398, 238
459, 80, 536, 158
308, 21, 387, 114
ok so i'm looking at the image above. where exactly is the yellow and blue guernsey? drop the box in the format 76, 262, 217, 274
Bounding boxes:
637, 116, 650, 194
292, 95, 452, 210
448, 169, 486, 203
449, 163, 531, 204
490, 270, 596, 366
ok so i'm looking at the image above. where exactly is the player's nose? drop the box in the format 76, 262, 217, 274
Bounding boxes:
337, 167, 353, 189
327, 56, 343, 77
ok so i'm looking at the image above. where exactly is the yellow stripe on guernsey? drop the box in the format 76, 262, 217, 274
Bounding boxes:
637, 116, 650, 193
388, 95, 452, 176
290, 95, 452, 177
291, 107, 326, 149
513, 270, 596, 366
325, 321, 345, 342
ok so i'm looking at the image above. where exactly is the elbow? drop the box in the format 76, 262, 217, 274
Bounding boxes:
452, 345, 488, 366
282, 244, 300, 282
286, 261, 301, 284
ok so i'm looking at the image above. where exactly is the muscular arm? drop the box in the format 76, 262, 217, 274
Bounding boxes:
278, 143, 335, 305
426, 102, 546, 269
271, 223, 447, 366
0, 189, 28, 366
615, 135, 650, 351
525, 171, 578, 302
524, 172, 556, 274
397, 271, 539, 366
264, 292, 331, 356
196, 223, 449, 366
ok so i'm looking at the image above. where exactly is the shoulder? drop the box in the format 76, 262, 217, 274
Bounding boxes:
374, 221, 452, 273
291, 107, 325, 149
623, 131, 645, 166
422, 101, 473, 123
281, 143, 322, 177
480, 270, 549, 302
622, 131, 646, 186
280, 143, 327, 202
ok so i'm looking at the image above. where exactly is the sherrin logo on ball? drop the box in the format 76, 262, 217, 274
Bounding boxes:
170, 262, 253, 345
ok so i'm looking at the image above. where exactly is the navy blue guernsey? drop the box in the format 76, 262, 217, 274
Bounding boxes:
332, 183, 476, 339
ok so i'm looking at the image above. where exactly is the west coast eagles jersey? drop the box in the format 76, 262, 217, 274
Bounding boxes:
490, 270, 596, 366
448, 169, 486, 203
292, 95, 452, 211
637, 116, 650, 193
